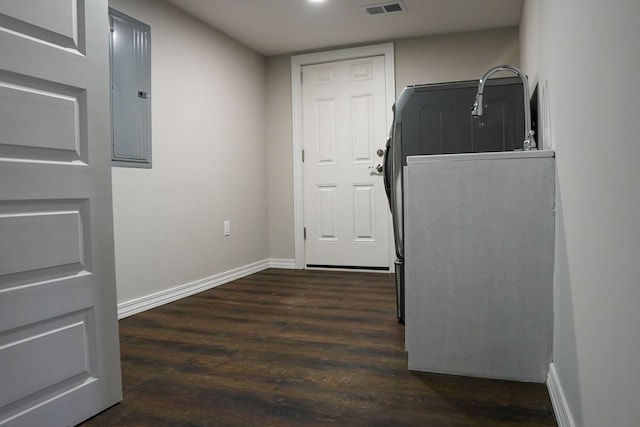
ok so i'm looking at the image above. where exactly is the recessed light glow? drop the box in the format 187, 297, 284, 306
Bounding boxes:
308, 0, 327, 3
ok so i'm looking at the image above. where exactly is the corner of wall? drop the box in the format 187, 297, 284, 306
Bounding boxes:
547, 363, 577, 427
518, 0, 540, 92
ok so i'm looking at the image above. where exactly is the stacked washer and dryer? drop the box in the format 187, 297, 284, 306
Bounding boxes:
382, 77, 526, 322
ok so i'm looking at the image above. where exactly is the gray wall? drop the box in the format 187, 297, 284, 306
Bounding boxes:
394, 27, 520, 93
265, 27, 521, 261
522, 0, 640, 425
109, 0, 268, 304
519, 0, 539, 92
265, 55, 294, 261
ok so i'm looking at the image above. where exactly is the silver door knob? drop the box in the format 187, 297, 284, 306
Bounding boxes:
376, 148, 385, 157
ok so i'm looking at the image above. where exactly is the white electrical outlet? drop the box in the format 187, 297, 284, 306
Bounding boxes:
224, 220, 231, 236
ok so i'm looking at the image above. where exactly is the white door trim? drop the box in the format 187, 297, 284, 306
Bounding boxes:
291, 43, 395, 269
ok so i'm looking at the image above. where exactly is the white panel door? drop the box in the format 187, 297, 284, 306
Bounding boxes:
0, 1, 122, 426
302, 56, 389, 268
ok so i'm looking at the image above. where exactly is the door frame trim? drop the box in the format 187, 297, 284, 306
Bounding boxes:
291, 43, 396, 269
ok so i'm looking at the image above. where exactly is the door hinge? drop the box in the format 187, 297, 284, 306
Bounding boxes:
302, 149, 305, 162
303, 227, 307, 240
300, 70, 303, 84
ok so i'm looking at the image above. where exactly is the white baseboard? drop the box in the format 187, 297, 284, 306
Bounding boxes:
117, 259, 271, 319
547, 363, 576, 427
269, 258, 296, 269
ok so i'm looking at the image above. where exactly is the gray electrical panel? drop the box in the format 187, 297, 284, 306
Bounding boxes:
109, 8, 152, 168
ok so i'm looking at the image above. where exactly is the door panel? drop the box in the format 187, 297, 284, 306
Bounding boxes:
303, 56, 389, 268
316, 98, 336, 163
352, 95, 374, 163
0, 0, 84, 51
0, 208, 84, 275
317, 185, 338, 240
353, 184, 376, 241
0, 75, 83, 159
0, 309, 95, 409
0, 0, 122, 425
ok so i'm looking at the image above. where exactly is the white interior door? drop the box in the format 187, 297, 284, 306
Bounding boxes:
0, 1, 122, 425
302, 56, 389, 269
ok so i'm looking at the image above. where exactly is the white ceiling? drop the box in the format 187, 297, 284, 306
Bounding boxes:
163, 0, 524, 56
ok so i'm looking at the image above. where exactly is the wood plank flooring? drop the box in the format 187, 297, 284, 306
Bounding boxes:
81, 269, 557, 426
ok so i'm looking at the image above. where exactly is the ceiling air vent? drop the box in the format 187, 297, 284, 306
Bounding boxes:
362, 1, 407, 16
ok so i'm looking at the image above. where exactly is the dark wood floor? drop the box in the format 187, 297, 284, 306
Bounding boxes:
81, 269, 556, 426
